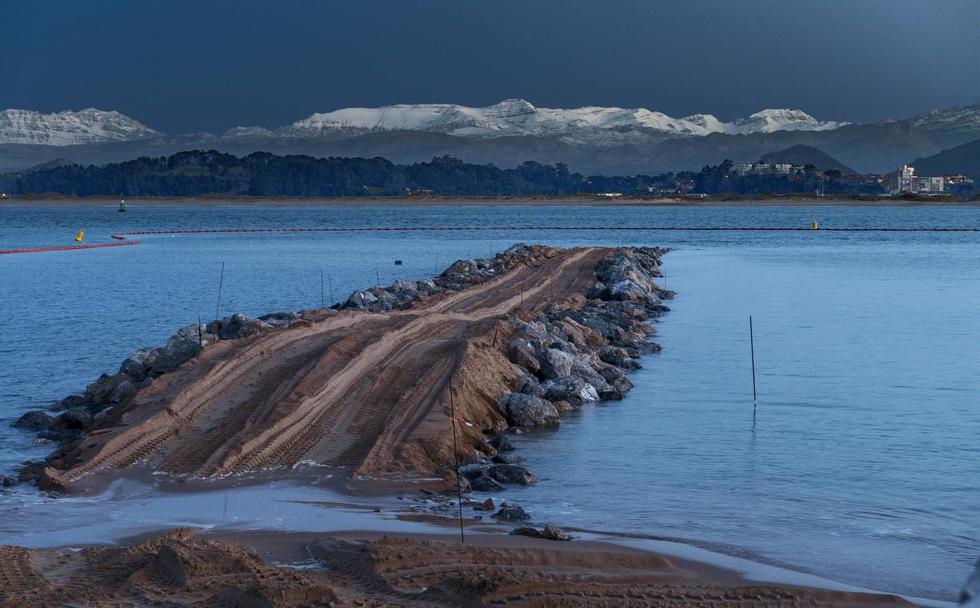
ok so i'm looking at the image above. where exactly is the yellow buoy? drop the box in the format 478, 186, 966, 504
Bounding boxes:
74, 230, 85, 242
811, 219, 819, 230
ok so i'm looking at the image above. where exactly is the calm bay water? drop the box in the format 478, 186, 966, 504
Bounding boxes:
1, 203, 978, 600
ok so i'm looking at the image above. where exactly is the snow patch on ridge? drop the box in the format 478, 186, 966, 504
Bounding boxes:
0, 108, 161, 146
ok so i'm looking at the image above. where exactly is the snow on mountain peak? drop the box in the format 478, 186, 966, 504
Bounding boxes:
284, 100, 843, 142
0, 108, 161, 146
731, 108, 844, 134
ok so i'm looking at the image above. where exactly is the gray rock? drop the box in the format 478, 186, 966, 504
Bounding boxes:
152, 336, 202, 373
50, 409, 92, 432
488, 464, 538, 485
83, 373, 123, 405
257, 312, 299, 328
498, 393, 559, 428
469, 473, 504, 492
0, 475, 13, 488
17, 461, 45, 483
458, 463, 490, 480
509, 524, 572, 541
609, 279, 650, 301
109, 379, 137, 404
540, 348, 575, 379
541, 376, 599, 404
507, 339, 542, 374
13, 410, 53, 431
345, 290, 378, 309
490, 434, 515, 452
217, 314, 270, 340
492, 503, 530, 521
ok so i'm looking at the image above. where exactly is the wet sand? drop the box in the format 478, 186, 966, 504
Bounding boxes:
0, 527, 915, 607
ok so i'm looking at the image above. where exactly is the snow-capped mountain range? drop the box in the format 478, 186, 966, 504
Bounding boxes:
1, 100, 848, 146
268, 99, 847, 142
1, 101, 978, 176
0, 108, 160, 146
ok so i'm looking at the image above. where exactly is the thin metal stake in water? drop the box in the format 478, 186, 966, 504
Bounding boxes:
448, 375, 465, 544
327, 273, 334, 307
198, 314, 203, 347
375, 266, 381, 289
320, 268, 325, 310
750, 315, 758, 423
214, 262, 225, 321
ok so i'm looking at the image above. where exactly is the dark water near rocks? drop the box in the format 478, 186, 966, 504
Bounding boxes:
1, 203, 978, 600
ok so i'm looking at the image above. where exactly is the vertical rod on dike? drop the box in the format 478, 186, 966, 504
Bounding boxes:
375, 266, 381, 289
750, 315, 758, 423
449, 375, 465, 544
520, 266, 526, 310
320, 268, 325, 310
214, 262, 225, 321
197, 315, 203, 347
328, 273, 334, 307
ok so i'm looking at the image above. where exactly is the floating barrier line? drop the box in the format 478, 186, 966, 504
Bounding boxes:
0, 241, 140, 255
3, 225, 977, 255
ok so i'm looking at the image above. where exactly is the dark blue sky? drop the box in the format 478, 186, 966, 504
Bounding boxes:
2, 0, 978, 133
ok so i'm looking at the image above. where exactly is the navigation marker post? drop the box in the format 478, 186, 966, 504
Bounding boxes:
448, 375, 465, 544
750, 315, 758, 423
214, 262, 225, 322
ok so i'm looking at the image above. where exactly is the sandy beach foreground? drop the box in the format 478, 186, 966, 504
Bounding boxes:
0, 526, 914, 607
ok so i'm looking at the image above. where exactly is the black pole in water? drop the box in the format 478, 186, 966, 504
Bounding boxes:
750, 315, 758, 422
327, 273, 334, 307
214, 262, 225, 322
320, 268, 325, 310
375, 266, 381, 289
448, 375, 465, 544
198, 314, 203, 347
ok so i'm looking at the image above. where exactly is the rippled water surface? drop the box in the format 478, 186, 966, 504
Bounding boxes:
1, 203, 978, 600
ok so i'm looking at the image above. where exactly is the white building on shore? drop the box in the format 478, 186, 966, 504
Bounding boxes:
733, 162, 795, 176
892, 164, 944, 195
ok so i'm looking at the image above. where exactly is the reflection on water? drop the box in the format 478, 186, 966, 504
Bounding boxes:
1, 203, 978, 600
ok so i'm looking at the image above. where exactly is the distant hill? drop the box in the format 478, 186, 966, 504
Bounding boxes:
908, 137, 980, 179
759, 144, 857, 175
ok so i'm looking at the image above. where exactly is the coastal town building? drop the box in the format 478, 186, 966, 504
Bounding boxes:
733, 162, 795, 176
891, 164, 944, 195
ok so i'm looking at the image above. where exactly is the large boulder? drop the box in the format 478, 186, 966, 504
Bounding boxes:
109, 379, 137, 404
469, 473, 504, 492
510, 524, 572, 541
13, 410, 53, 431
488, 464, 538, 485
151, 336, 202, 373
49, 408, 92, 432
257, 312, 300, 328
541, 376, 599, 404
498, 393, 559, 428
609, 279, 650, 301
83, 373, 124, 405
492, 503, 530, 521
217, 314, 270, 340
507, 339, 542, 374
540, 348, 575, 379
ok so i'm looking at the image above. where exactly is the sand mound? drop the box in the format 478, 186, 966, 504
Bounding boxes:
0, 531, 912, 607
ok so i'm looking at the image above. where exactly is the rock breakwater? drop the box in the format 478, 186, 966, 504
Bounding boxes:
10, 244, 671, 495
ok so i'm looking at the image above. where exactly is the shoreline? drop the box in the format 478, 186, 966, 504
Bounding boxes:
1, 195, 976, 207
0, 473, 950, 605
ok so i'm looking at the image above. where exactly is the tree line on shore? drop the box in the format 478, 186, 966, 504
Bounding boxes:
0, 149, 971, 198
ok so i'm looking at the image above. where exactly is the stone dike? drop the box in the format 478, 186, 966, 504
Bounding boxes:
9, 243, 672, 494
